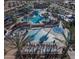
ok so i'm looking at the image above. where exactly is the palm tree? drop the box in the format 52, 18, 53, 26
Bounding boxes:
5, 29, 28, 59
54, 30, 73, 59
12, 15, 18, 23
62, 20, 75, 43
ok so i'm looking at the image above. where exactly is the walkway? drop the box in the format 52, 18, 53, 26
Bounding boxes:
5, 49, 16, 59
68, 50, 75, 59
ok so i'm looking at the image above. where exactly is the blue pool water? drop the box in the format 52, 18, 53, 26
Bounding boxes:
27, 29, 47, 42
22, 10, 45, 24
31, 10, 44, 23
53, 26, 64, 34
27, 26, 64, 43
31, 15, 44, 23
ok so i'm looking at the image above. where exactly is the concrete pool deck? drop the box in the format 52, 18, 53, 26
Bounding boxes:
26, 27, 66, 48
43, 28, 66, 46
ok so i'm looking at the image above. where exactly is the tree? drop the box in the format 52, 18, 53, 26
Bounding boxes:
5, 29, 28, 59
62, 20, 75, 41
12, 15, 18, 23
54, 29, 73, 59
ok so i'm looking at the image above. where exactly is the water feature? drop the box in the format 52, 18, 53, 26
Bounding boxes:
26, 28, 55, 44
31, 15, 44, 23
17, 9, 49, 24
52, 21, 64, 34
26, 21, 64, 43
27, 29, 47, 42
28, 10, 45, 24
39, 28, 51, 44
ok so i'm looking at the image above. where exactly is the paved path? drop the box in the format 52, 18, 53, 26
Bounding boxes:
68, 50, 75, 59
5, 49, 16, 59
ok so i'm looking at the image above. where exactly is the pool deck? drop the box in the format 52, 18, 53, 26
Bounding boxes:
68, 50, 75, 59
43, 28, 66, 47
28, 28, 66, 47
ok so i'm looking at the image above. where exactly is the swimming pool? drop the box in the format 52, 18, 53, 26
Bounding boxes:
28, 10, 45, 24
52, 26, 64, 34
27, 29, 47, 42
17, 9, 49, 24
31, 15, 44, 23
26, 28, 57, 43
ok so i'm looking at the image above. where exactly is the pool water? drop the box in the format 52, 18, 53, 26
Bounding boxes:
53, 26, 64, 34
31, 15, 44, 23
27, 29, 47, 42
17, 10, 48, 24
26, 25, 64, 43
29, 10, 45, 24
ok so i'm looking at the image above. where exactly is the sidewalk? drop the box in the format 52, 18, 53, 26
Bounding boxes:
5, 49, 16, 59
68, 50, 75, 59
